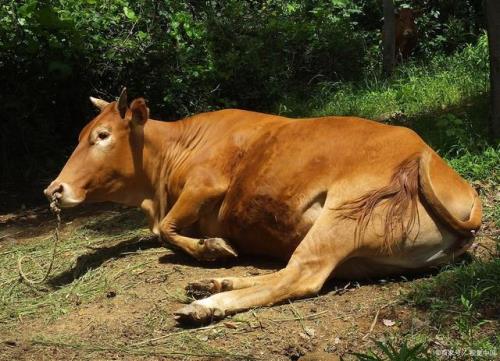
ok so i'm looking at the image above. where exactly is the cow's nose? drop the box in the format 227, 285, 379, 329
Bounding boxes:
44, 182, 64, 201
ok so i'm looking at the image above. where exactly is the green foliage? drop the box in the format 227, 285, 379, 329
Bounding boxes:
0, 0, 492, 197
352, 341, 433, 361
398, 0, 485, 57
0, 0, 374, 190
447, 147, 499, 182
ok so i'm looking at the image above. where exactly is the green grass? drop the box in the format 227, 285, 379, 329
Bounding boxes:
280, 34, 493, 154
299, 35, 489, 118
447, 147, 499, 182
406, 259, 499, 355
408, 259, 500, 320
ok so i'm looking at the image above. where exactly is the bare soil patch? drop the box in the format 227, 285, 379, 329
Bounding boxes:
0, 204, 497, 360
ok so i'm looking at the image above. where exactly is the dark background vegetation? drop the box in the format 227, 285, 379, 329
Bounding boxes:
0, 0, 492, 207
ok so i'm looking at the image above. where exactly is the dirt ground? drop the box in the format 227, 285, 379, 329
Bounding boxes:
0, 203, 496, 361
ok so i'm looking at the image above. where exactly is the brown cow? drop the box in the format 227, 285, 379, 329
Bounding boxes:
45, 89, 481, 324
395, 8, 419, 60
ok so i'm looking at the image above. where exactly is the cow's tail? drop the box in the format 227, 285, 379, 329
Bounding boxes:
338, 151, 481, 254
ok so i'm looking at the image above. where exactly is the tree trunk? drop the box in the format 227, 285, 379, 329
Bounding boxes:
383, 0, 396, 76
486, 0, 500, 139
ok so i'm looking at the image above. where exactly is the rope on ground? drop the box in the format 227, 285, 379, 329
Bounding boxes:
17, 194, 61, 286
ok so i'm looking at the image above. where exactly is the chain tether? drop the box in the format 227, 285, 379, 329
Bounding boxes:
17, 194, 61, 286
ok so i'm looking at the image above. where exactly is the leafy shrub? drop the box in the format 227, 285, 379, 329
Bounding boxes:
0, 0, 372, 191
0, 0, 490, 198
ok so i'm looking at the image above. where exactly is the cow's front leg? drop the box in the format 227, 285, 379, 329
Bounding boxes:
159, 178, 237, 261
186, 273, 278, 299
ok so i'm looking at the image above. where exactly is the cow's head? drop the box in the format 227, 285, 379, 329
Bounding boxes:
395, 8, 420, 39
44, 89, 150, 207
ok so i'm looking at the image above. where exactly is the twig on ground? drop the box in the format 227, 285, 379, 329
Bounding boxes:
362, 300, 399, 340
333, 282, 352, 295
288, 300, 308, 333
252, 310, 264, 329
362, 309, 381, 341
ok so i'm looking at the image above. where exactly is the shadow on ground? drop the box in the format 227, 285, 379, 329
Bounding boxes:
47, 226, 471, 298
48, 234, 162, 287
80, 207, 147, 235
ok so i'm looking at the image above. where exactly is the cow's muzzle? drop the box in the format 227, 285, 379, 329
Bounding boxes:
44, 181, 83, 208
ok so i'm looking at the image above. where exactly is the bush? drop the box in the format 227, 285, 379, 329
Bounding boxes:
0, 0, 373, 191
0, 0, 490, 199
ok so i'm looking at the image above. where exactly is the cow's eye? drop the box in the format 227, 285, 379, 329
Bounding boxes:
98, 131, 109, 141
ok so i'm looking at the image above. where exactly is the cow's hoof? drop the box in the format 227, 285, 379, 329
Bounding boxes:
186, 279, 233, 299
174, 303, 224, 325
198, 238, 238, 261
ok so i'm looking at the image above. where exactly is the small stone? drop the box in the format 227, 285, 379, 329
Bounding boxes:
305, 327, 315, 338
382, 319, 395, 327
106, 290, 116, 298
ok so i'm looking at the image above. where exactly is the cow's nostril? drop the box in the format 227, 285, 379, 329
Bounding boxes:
44, 182, 64, 200
54, 184, 63, 196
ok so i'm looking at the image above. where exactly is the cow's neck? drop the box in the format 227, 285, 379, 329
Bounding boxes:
138, 117, 204, 234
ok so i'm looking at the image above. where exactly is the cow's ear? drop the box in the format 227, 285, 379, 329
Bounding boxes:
89, 97, 109, 111
130, 98, 149, 125
116, 87, 128, 119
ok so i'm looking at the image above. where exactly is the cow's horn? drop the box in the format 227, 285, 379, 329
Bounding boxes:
117, 87, 128, 118
89, 97, 109, 110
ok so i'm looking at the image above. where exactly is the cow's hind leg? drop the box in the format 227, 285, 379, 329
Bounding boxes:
175, 216, 355, 324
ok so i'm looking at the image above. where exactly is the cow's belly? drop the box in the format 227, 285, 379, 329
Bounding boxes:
334, 238, 472, 280
196, 191, 325, 260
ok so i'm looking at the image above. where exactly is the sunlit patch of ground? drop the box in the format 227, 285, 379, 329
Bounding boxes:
0, 199, 497, 360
